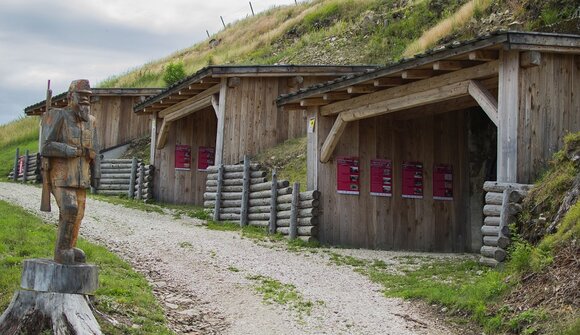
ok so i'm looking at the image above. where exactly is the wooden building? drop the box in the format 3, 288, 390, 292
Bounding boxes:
133, 65, 377, 205
277, 31, 580, 252
25, 88, 162, 151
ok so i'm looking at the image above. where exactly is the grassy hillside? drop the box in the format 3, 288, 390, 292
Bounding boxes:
0, 117, 39, 179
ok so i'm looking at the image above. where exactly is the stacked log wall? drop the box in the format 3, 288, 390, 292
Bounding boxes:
7, 149, 41, 183
203, 158, 319, 241
479, 181, 532, 267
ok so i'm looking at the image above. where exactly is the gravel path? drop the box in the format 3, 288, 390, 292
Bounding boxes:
0, 183, 473, 335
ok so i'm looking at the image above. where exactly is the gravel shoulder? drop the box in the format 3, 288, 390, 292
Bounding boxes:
0, 182, 471, 335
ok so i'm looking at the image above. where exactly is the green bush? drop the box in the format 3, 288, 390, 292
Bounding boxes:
163, 61, 186, 86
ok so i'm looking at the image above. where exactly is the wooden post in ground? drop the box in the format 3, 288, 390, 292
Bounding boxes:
213, 164, 224, 222
136, 165, 144, 200
128, 157, 138, 199
240, 156, 250, 227
22, 150, 29, 183
13, 148, 19, 181
289, 182, 300, 240
269, 169, 278, 234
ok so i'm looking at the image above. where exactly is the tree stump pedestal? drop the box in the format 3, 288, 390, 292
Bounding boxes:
0, 259, 102, 334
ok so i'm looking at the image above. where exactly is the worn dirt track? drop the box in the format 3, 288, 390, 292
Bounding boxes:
0, 183, 471, 335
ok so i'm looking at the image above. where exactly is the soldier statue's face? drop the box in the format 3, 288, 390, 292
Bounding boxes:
70, 91, 91, 121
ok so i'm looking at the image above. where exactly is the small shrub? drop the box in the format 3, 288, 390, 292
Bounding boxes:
163, 61, 186, 86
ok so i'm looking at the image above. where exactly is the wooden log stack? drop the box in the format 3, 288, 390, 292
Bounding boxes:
7, 149, 41, 184
203, 158, 319, 241
133, 163, 155, 202
479, 181, 532, 267
96, 158, 141, 197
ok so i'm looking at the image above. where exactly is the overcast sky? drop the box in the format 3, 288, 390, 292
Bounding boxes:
0, 0, 298, 125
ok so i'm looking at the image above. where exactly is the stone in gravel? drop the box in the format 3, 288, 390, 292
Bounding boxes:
165, 302, 179, 309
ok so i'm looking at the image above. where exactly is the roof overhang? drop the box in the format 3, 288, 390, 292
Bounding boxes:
133, 65, 379, 114
24, 88, 163, 116
276, 31, 580, 108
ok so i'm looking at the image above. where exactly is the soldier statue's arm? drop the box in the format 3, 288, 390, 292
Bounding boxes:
41, 110, 81, 158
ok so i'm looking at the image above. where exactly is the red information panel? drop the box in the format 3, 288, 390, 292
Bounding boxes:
433, 164, 453, 201
402, 161, 423, 199
336, 156, 360, 195
175, 144, 192, 170
370, 159, 392, 197
197, 146, 215, 171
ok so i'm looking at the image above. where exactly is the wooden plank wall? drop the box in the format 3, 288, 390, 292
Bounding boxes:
316, 110, 470, 251
91, 96, 150, 150
221, 76, 332, 164
154, 107, 217, 205
518, 53, 580, 183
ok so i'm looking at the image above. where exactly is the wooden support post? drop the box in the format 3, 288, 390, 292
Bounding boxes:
128, 158, 138, 199
213, 164, 224, 222
13, 148, 19, 181
150, 112, 157, 166
320, 115, 347, 163
215, 79, 227, 165
269, 169, 278, 234
307, 108, 319, 190
22, 150, 29, 183
289, 183, 300, 240
497, 50, 519, 182
468, 80, 498, 126
249, 1, 255, 16
240, 156, 250, 227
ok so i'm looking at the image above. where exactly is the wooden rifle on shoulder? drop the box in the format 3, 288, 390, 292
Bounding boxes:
40, 80, 52, 212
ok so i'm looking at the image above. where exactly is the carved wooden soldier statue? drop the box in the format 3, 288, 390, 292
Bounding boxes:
41, 79, 100, 264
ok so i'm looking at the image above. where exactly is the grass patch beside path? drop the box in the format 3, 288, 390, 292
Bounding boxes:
0, 200, 173, 334
206, 221, 285, 241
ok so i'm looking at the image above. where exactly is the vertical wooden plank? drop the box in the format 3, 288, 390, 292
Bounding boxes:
289, 182, 300, 240
497, 50, 520, 182
13, 148, 19, 181
137, 164, 144, 200
240, 155, 250, 227
213, 164, 223, 222
215, 78, 227, 165
22, 150, 29, 183
269, 169, 278, 234
150, 112, 158, 166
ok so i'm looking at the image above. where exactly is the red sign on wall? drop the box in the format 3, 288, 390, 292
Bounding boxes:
402, 161, 423, 199
337, 156, 360, 195
175, 144, 192, 170
433, 164, 453, 201
198, 146, 215, 171
370, 159, 392, 197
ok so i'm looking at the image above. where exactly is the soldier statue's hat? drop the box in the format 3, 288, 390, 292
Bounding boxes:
68, 79, 92, 94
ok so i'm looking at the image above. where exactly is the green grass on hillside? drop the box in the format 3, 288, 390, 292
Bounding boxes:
253, 136, 307, 192
0, 200, 173, 334
0, 117, 39, 179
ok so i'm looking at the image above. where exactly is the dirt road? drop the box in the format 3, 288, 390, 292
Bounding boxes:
0, 182, 468, 335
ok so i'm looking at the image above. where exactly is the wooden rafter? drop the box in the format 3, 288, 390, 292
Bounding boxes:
164, 95, 213, 122
401, 69, 434, 79
374, 77, 405, 87
468, 80, 498, 126
321, 60, 499, 116
320, 115, 347, 163
322, 92, 352, 101
211, 94, 219, 117
433, 60, 478, 71
347, 85, 375, 94
469, 50, 499, 61
300, 98, 327, 107
159, 84, 220, 118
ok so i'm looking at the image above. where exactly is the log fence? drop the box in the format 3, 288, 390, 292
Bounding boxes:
96, 157, 154, 201
479, 181, 532, 267
7, 149, 41, 183
204, 156, 319, 241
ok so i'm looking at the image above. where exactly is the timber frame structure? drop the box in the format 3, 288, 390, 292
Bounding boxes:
25, 88, 162, 152
277, 31, 580, 251
133, 65, 378, 205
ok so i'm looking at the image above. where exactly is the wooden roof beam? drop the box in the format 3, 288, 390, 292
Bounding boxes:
339, 80, 471, 122
374, 77, 405, 87
401, 69, 434, 80
300, 98, 328, 107
469, 50, 499, 61
433, 60, 480, 71
159, 84, 220, 118
322, 92, 352, 101
321, 60, 499, 117
164, 95, 213, 122
156, 119, 171, 149
347, 85, 376, 94
468, 80, 498, 126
